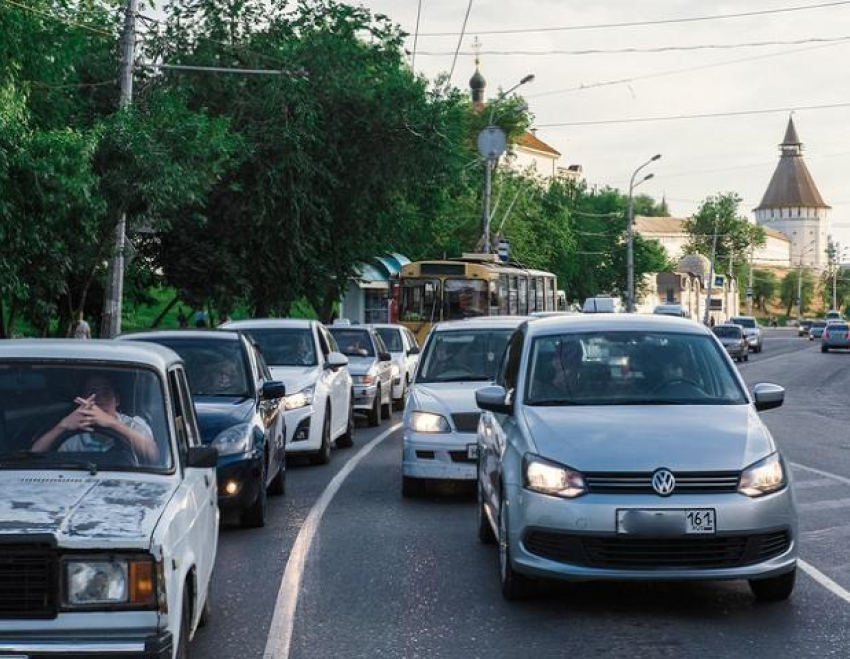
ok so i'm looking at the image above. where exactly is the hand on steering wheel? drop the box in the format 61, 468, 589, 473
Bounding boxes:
53, 427, 139, 466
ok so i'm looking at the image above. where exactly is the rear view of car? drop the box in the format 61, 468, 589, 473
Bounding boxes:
809, 320, 828, 340
713, 324, 748, 362
821, 322, 850, 352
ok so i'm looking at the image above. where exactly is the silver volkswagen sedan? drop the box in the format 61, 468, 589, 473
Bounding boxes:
476, 314, 796, 601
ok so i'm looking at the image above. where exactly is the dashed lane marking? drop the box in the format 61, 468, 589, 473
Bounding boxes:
263, 423, 402, 659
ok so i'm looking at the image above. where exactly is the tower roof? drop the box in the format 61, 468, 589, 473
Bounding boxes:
754, 116, 830, 211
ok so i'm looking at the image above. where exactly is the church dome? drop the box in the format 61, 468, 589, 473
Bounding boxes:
469, 68, 486, 91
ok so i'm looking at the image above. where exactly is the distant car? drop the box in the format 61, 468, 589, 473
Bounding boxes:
329, 326, 394, 427
809, 320, 828, 340
798, 319, 813, 337
121, 331, 287, 528
825, 310, 844, 321
0, 340, 218, 657
713, 324, 749, 362
221, 319, 354, 464
582, 297, 623, 313
729, 316, 763, 353
654, 303, 689, 318
401, 317, 526, 497
821, 322, 850, 352
370, 324, 421, 411
476, 314, 795, 602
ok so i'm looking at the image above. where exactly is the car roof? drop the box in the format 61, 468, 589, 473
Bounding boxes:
0, 339, 183, 370
433, 317, 528, 332
221, 318, 314, 330
526, 313, 711, 337
118, 329, 242, 342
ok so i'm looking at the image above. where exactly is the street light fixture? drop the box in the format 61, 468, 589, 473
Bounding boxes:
479, 73, 535, 254
626, 154, 661, 312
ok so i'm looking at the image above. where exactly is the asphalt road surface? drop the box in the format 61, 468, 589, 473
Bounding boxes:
193, 328, 850, 659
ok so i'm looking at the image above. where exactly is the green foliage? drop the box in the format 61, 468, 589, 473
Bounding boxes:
751, 269, 778, 312
684, 193, 765, 268
780, 269, 815, 316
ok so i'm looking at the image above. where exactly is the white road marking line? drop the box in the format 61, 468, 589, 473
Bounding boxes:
799, 559, 850, 605
263, 423, 402, 659
791, 462, 850, 488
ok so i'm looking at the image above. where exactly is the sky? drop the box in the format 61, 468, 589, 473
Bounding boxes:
355, 0, 850, 250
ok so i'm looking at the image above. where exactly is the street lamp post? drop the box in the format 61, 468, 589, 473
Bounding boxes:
478, 74, 534, 254
794, 240, 816, 321
626, 154, 661, 312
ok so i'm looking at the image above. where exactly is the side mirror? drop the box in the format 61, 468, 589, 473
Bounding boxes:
187, 445, 218, 469
261, 380, 286, 400
753, 383, 784, 411
379, 351, 393, 363
476, 385, 512, 415
407, 346, 420, 356
326, 351, 348, 370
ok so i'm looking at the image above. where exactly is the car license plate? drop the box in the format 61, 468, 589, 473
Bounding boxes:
466, 443, 479, 460
617, 509, 716, 535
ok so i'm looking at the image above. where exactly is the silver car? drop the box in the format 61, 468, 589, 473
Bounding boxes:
712, 324, 749, 362
476, 315, 796, 602
370, 324, 421, 411
401, 317, 525, 497
329, 325, 393, 427
821, 322, 850, 352
809, 320, 828, 340
729, 315, 763, 353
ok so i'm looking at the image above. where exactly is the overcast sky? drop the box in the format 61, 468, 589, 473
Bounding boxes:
357, 0, 850, 249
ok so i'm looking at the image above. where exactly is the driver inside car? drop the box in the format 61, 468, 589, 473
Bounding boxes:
32, 374, 159, 464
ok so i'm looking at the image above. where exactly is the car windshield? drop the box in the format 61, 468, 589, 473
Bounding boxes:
241, 328, 317, 367
731, 317, 756, 328
140, 338, 251, 397
0, 363, 172, 472
330, 329, 375, 357
417, 329, 513, 383
525, 331, 747, 406
375, 328, 404, 352
713, 326, 742, 338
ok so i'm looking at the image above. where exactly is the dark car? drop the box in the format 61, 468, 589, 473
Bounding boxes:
713, 324, 749, 362
798, 319, 813, 337
119, 330, 287, 527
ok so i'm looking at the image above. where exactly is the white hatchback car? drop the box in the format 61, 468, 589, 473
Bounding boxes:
222, 319, 353, 464
370, 324, 421, 410
401, 317, 526, 496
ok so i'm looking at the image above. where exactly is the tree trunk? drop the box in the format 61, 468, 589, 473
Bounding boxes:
0, 299, 6, 339
151, 295, 179, 328
318, 288, 337, 324
7, 301, 17, 337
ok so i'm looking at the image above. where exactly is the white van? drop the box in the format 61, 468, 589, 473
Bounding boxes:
582, 297, 623, 313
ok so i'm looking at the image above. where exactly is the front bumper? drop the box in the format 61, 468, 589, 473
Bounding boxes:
0, 633, 172, 658
353, 384, 379, 411
284, 405, 322, 454
745, 335, 760, 347
216, 453, 262, 512
723, 344, 747, 357
505, 484, 797, 582
402, 429, 477, 481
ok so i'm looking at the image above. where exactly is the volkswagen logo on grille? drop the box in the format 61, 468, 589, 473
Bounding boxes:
651, 469, 676, 496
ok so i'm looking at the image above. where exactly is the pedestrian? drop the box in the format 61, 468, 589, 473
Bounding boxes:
709, 316, 715, 327
70, 311, 91, 340
177, 307, 188, 329
194, 310, 207, 328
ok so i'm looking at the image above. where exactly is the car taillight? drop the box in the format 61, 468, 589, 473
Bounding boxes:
824, 331, 830, 339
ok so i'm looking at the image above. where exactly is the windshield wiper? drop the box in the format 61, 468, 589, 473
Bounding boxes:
432, 376, 492, 383
0, 451, 98, 475
620, 398, 690, 405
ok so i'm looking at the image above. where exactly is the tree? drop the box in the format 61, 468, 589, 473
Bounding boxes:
684, 193, 766, 273
780, 269, 815, 317
751, 269, 778, 312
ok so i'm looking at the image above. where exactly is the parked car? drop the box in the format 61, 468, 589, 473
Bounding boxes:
0, 340, 218, 658
402, 317, 525, 497
809, 319, 828, 340
713, 323, 749, 362
476, 315, 796, 602
582, 297, 623, 313
221, 319, 353, 463
120, 331, 286, 528
821, 322, 850, 352
370, 323, 421, 411
653, 303, 689, 318
329, 325, 393, 427
798, 319, 813, 337
729, 315, 763, 352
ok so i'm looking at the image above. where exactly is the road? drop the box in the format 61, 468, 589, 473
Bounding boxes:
193, 329, 850, 659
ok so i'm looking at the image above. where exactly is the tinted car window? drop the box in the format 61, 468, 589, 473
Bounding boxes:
241, 328, 317, 367
330, 329, 375, 357
140, 339, 250, 398
525, 331, 747, 406
417, 330, 513, 383
713, 326, 743, 338
376, 328, 404, 352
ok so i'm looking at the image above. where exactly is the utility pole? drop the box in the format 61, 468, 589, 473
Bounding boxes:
796, 257, 803, 321
101, 0, 138, 338
704, 218, 719, 325
832, 241, 840, 310
746, 241, 754, 315
481, 159, 493, 252
626, 154, 661, 313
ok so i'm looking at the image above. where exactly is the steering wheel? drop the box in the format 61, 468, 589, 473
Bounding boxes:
652, 378, 707, 397
53, 427, 139, 467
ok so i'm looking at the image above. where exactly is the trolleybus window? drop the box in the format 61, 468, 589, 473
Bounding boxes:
518, 277, 528, 315
444, 279, 488, 319
401, 279, 440, 322
536, 277, 545, 311
498, 275, 509, 315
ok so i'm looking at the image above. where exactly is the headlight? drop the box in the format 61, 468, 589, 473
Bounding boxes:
391, 364, 400, 378
212, 423, 253, 455
65, 558, 156, 608
409, 411, 450, 433
738, 452, 786, 497
358, 374, 375, 385
284, 385, 315, 410
523, 454, 587, 499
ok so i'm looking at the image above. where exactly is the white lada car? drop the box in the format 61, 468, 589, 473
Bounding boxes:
222, 319, 353, 464
0, 340, 218, 658
401, 317, 525, 497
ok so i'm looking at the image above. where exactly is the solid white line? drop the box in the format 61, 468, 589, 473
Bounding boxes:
262, 423, 402, 659
791, 462, 850, 487
799, 559, 850, 605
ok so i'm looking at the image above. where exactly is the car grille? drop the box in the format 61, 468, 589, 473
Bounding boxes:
451, 413, 481, 433
0, 545, 56, 618
584, 471, 740, 495
524, 530, 790, 569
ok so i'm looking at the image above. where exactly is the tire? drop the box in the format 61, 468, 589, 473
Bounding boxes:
381, 386, 392, 419
367, 389, 381, 427
239, 462, 267, 528
822, 346, 829, 353
744, 354, 749, 362
478, 485, 496, 545
750, 568, 796, 602
175, 585, 192, 659
268, 459, 285, 496
393, 380, 408, 412
402, 475, 426, 498
310, 413, 332, 465
336, 398, 355, 448
498, 497, 535, 600
198, 582, 211, 628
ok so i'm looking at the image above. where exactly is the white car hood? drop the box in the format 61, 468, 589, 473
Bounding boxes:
409, 381, 489, 417
269, 365, 321, 395
0, 473, 177, 549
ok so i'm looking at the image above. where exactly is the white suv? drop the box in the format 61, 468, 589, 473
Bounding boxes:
222, 319, 354, 464
370, 324, 421, 410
